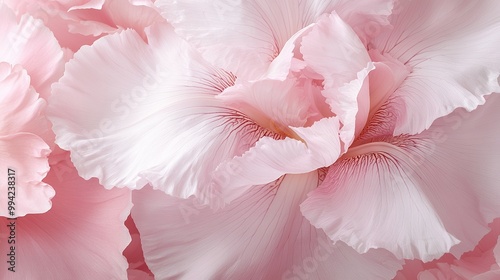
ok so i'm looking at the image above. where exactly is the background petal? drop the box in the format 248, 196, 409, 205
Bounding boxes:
0, 4, 64, 99
0, 63, 54, 217
0, 154, 132, 279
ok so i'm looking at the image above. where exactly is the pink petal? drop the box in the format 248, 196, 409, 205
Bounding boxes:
302, 93, 500, 261
156, 0, 394, 79
0, 154, 131, 279
215, 117, 342, 203
264, 24, 314, 81
0, 4, 64, 99
0, 133, 54, 217
367, 49, 411, 122
132, 172, 402, 280
220, 78, 324, 129
6, 0, 162, 52
103, 0, 163, 40
0, 63, 54, 217
369, 0, 500, 135
67, 0, 105, 11
300, 12, 374, 146
6, 0, 104, 51
0, 63, 51, 142
395, 219, 500, 280
48, 23, 270, 203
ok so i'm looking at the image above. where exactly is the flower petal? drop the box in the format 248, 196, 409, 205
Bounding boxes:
0, 4, 64, 99
102, 0, 163, 40
0, 63, 54, 217
0, 154, 131, 279
132, 172, 402, 280
48, 23, 271, 203
369, 0, 500, 135
215, 117, 342, 203
156, 0, 394, 79
300, 12, 374, 145
302, 93, 500, 261
0, 63, 51, 142
0, 133, 54, 217
395, 219, 500, 280
67, 0, 105, 11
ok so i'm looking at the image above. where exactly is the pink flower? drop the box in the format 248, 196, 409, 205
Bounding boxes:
47, 0, 500, 279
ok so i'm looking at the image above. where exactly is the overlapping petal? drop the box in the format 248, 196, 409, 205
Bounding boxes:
132, 172, 402, 280
215, 117, 341, 203
0, 63, 54, 217
0, 4, 64, 99
213, 12, 376, 203
300, 12, 374, 145
156, 0, 394, 79
5, 0, 162, 52
302, 93, 500, 261
394, 219, 500, 280
369, 0, 500, 135
0, 154, 131, 279
48, 23, 273, 203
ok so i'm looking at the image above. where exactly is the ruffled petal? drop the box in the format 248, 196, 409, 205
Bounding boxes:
0, 63, 51, 141
369, 0, 500, 135
300, 12, 374, 145
302, 142, 458, 261
103, 0, 163, 39
0, 154, 131, 279
156, 0, 394, 79
215, 117, 342, 203
0, 133, 54, 217
303, 93, 500, 261
394, 219, 500, 280
0, 63, 54, 217
132, 172, 402, 280
6, 0, 162, 53
0, 4, 64, 99
48, 23, 271, 203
